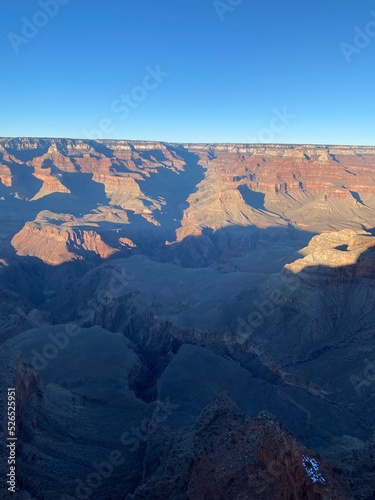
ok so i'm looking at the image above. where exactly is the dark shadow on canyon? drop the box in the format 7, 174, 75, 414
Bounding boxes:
134, 145, 207, 242
1, 225, 375, 499
238, 184, 266, 211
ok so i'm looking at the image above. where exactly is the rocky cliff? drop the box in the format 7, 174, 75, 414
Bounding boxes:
1, 138, 375, 265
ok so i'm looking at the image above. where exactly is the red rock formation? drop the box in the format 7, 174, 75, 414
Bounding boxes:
0, 164, 12, 186
285, 229, 375, 279
2, 137, 375, 262
130, 393, 352, 499
11, 223, 119, 265
32, 166, 70, 199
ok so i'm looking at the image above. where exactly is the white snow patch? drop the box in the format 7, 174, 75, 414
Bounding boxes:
302, 455, 326, 484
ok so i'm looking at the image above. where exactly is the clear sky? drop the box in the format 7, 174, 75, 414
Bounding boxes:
1, 0, 375, 145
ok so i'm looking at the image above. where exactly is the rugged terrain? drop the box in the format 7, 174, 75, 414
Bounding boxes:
1, 138, 375, 499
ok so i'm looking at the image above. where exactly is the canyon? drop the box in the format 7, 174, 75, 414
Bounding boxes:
1, 138, 375, 499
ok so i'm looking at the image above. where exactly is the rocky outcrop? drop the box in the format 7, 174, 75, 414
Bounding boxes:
31, 166, 70, 200
129, 392, 352, 499
11, 223, 119, 265
285, 229, 375, 280
0, 164, 12, 186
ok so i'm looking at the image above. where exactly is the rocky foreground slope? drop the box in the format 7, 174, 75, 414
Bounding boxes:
1, 138, 375, 498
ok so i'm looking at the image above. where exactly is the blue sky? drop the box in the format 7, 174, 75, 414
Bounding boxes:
1, 0, 375, 145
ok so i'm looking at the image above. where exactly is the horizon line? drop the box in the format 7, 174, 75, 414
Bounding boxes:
1, 136, 375, 149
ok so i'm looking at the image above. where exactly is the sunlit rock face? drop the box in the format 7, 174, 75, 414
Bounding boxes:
1, 138, 375, 264
285, 229, 375, 278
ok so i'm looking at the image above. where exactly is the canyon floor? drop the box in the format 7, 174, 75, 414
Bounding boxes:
0, 138, 375, 499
